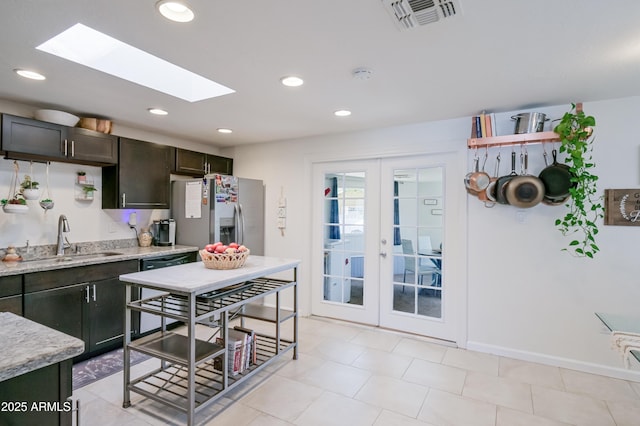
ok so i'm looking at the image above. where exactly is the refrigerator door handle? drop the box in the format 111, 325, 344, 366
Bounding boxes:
236, 203, 246, 245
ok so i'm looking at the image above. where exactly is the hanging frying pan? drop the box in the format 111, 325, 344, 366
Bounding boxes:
495, 151, 518, 204
538, 149, 574, 205
484, 153, 501, 206
505, 151, 544, 208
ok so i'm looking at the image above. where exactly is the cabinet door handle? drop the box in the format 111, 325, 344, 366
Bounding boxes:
71, 140, 75, 157
122, 193, 126, 208
92, 284, 97, 302
85, 285, 90, 303
64, 139, 68, 156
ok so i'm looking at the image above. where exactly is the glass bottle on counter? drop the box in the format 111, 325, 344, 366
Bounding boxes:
138, 228, 153, 247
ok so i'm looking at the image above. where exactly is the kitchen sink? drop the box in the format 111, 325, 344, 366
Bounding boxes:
22, 251, 123, 265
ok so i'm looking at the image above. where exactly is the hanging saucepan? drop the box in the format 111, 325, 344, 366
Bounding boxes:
484, 153, 501, 206
464, 155, 490, 195
495, 151, 518, 204
538, 148, 574, 205
505, 151, 544, 208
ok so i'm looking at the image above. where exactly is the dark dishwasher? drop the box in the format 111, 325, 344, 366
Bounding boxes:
136, 251, 197, 335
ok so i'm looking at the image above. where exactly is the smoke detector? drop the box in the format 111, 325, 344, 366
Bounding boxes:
352, 67, 373, 80
382, 0, 461, 31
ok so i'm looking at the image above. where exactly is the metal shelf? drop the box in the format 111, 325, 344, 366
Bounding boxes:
238, 303, 295, 323
127, 278, 296, 324
467, 131, 559, 149
127, 334, 295, 415
128, 332, 225, 366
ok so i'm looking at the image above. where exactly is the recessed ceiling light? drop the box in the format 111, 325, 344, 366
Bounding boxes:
217, 128, 233, 134
148, 108, 168, 115
156, 1, 194, 23
334, 110, 352, 117
280, 76, 304, 87
14, 69, 46, 80
36, 23, 234, 102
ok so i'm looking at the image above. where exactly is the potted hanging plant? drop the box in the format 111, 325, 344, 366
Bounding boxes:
77, 170, 86, 184
553, 103, 604, 258
19, 175, 40, 200
1, 193, 28, 213
82, 184, 97, 200
40, 161, 54, 211
39, 198, 54, 210
3, 161, 28, 213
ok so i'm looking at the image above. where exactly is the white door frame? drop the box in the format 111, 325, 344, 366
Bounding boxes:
309, 150, 468, 346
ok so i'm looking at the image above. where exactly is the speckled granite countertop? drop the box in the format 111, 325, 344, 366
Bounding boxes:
0, 244, 199, 277
0, 312, 84, 382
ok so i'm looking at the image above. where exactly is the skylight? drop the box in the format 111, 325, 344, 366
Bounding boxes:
36, 23, 234, 102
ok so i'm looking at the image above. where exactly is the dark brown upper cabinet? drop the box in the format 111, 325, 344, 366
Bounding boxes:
173, 147, 233, 176
102, 137, 171, 209
1, 114, 117, 165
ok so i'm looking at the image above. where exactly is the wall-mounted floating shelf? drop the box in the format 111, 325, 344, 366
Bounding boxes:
74, 179, 96, 201
467, 131, 560, 149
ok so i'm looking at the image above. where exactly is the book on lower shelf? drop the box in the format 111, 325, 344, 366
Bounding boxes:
215, 327, 255, 375
234, 325, 257, 367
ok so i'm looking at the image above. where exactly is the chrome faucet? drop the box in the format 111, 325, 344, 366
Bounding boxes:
56, 214, 71, 256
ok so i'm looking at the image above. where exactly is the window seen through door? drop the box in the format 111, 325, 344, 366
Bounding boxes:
322, 172, 365, 305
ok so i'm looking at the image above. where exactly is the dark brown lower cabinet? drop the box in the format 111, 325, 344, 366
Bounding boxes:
23, 260, 138, 361
0, 359, 73, 426
0, 275, 22, 315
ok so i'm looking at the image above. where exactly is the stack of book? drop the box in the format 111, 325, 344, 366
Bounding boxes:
215, 326, 256, 376
471, 112, 497, 138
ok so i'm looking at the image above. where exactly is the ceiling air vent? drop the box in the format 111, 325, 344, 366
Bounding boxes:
382, 0, 461, 31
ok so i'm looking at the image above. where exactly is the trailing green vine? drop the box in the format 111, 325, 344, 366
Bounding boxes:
553, 103, 604, 258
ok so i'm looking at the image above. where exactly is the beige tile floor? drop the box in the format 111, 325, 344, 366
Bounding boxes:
72, 316, 640, 425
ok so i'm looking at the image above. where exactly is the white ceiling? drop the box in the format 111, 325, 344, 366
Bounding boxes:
1, 0, 639, 147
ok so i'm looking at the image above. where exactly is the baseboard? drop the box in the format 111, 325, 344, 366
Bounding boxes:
467, 340, 640, 382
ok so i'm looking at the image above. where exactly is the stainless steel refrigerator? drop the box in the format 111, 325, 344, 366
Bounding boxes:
171, 175, 265, 255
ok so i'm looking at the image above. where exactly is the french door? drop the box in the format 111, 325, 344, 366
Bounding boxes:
311, 153, 464, 342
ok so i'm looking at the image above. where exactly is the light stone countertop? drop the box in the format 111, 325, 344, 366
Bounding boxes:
119, 255, 301, 294
0, 312, 85, 382
0, 244, 199, 277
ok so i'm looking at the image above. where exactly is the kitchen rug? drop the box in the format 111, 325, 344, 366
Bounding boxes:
73, 348, 150, 390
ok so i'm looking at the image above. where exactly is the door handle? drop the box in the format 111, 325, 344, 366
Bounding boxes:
85, 285, 90, 303
92, 284, 97, 302
380, 251, 387, 258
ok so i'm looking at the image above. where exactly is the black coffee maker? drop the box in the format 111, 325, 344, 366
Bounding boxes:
151, 219, 176, 246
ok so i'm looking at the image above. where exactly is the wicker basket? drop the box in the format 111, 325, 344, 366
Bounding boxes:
199, 249, 250, 270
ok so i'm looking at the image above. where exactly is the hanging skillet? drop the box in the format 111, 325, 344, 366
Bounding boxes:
495, 151, 518, 205
538, 148, 574, 205
484, 153, 501, 206
505, 150, 544, 208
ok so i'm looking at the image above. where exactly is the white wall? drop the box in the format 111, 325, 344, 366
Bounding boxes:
223, 96, 640, 381
0, 99, 224, 249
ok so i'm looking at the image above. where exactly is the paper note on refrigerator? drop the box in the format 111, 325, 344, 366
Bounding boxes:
185, 181, 202, 218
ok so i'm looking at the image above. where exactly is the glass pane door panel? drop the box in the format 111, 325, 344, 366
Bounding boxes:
391, 166, 443, 319
322, 171, 366, 306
